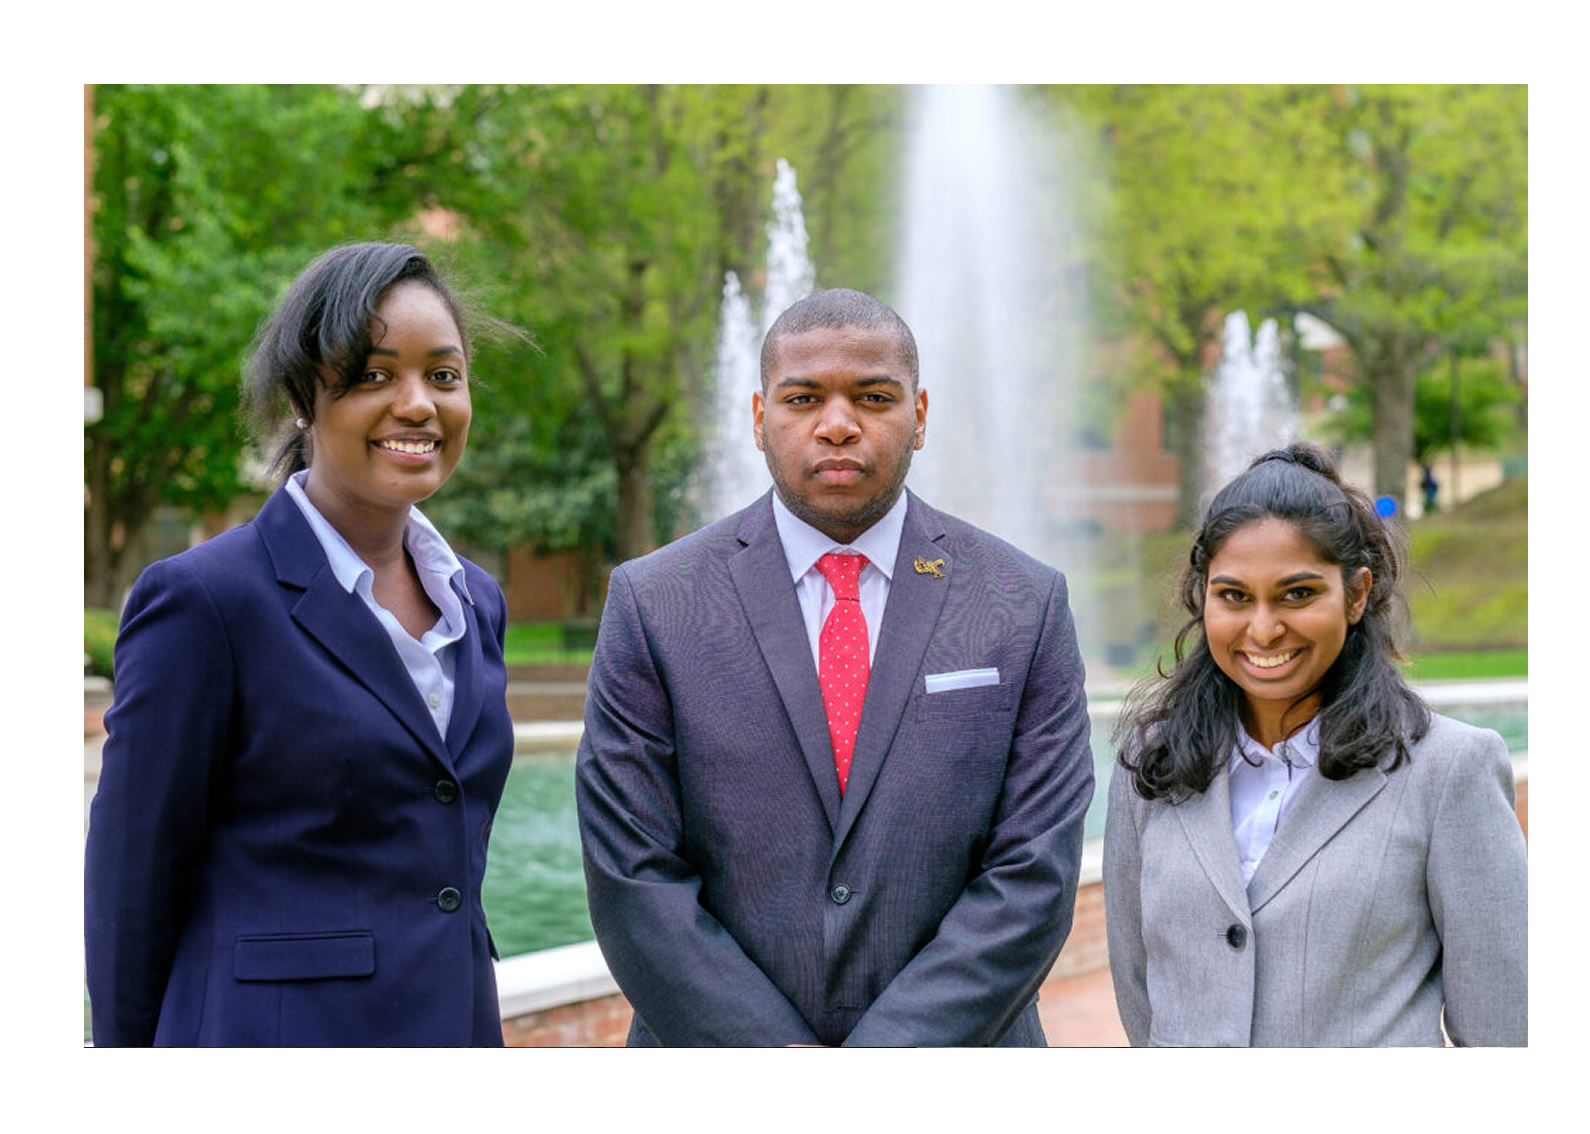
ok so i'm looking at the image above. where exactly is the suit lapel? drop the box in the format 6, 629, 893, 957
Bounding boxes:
1173, 763, 1252, 923
728, 494, 841, 830
255, 490, 453, 771
834, 493, 951, 848
443, 573, 484, 759
1246, 763, 1386, 913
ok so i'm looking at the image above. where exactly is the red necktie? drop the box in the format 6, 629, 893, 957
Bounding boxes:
816, 552, 870, 794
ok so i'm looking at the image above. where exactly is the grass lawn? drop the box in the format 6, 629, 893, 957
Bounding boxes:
1084, 472, 1527, 686
1403, 648, 1527, 682
504, 619, 598, 666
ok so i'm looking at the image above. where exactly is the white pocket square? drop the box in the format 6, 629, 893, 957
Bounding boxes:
925, 668, 1000, 693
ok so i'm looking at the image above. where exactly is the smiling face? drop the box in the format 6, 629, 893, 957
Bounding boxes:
753, 325, 927, 544
303, 280, 471, 532
1203, 517, 1371, 746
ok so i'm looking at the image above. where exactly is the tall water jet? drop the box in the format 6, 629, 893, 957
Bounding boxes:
702, 271, 765, 521
894, 85, 1088, 574
699, 159, 816, 522
761, 159, 816, 335
1206, 311, 1297, 496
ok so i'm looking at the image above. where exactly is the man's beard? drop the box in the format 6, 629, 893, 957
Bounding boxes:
766, 439, 916, 540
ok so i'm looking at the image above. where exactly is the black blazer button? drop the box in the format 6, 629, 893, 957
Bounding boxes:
829, 884, 852, 905
437, 886, 463, 913
433, 780, 459, 804
1225, 923, 1248, 949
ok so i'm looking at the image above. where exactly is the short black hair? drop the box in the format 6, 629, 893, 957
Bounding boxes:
759, 288, 919, 389
242, 242, 470, 478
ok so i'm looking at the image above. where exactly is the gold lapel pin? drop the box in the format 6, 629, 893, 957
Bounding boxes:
913, 557, 946, 579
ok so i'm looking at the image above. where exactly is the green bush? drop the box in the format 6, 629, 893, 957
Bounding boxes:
84, 607, 119, 678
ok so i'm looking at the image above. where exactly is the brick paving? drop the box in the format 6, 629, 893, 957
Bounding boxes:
1039, 965, 1128, 1046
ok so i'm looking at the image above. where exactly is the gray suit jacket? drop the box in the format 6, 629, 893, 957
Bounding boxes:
1103, 712, 1527, 1046
575, 490, 1094, 1046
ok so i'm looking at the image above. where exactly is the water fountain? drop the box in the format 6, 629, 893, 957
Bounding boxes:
699, 159, 815, 522
701, 271, 764, 521
893, 85, 1090, 588
761, 159, 816, 337
1205, 310, 1297, 497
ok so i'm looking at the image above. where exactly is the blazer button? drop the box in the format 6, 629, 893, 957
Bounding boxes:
1225, 923, 1248, 949
829, 884, 852, 905
433, 780, 459, 804
437, 887, 463, 913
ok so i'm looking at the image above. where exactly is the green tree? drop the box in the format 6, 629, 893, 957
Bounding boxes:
1329, 350, 1520, 466
408, 84, 899, 568
1305, 84, 1527, 511
85, 84, 411, 606
1061, 84, 1352, 527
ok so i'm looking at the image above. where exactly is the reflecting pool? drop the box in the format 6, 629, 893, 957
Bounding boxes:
481, 696, 1527, 959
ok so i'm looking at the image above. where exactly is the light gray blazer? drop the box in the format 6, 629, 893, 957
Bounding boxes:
1103, 712, 1526, 1046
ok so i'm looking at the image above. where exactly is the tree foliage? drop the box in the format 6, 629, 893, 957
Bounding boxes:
1306, 84, 1527, 509
1058, 85, 1352, 525
86, 83, 903, 609
85, 84, 414, 605
86, 83, 1524, 613
406, 85, 900, 572
1329, 350, 1521, 465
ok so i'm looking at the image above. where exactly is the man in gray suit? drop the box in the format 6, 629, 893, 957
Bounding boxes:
575, 288, 1094, 1046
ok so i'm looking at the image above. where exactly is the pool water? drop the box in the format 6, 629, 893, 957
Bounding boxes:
480, 699, 1527, 958
481, 753, 592, 955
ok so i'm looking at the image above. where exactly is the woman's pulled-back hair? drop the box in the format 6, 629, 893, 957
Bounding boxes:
1116, 442, 1431, 801
243, 242, 470, 479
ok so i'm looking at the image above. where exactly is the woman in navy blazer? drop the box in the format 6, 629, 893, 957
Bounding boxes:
1103, 444, 1526, 1045
85, 243, 516, 1046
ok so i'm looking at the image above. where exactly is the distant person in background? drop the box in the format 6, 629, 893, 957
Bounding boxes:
85, 243, 516, 1046
1104, 442, 1526, 1046
1420, 462, 1440, 513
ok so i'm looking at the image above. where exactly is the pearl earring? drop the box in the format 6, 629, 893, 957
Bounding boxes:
294, 417, 308, 430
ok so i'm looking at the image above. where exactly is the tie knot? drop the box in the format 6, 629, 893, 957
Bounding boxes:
817, 552, 867, 600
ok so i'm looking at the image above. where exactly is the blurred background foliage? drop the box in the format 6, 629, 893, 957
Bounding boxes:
85, 83, 1527, 639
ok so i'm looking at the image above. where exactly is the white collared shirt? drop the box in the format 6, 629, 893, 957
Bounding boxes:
771, 490, 908, 668
1228, 718, 1320, 886
284, 471, 471, 740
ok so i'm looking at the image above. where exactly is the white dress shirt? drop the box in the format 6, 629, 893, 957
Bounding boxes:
284, 471, 471, 740
771, 490, 908, 668
1228, 718, 1320, 886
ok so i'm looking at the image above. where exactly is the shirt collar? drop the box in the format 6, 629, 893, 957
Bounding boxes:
284, 471, 470, 606
1229, 716, 1321, 773
771, 489, 907, 583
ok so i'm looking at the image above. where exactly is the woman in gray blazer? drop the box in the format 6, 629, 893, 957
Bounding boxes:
1103, 443, 1526, 1046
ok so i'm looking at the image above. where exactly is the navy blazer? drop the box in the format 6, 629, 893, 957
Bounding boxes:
84, 489, 515, 1046
576, 491, 1095, 1046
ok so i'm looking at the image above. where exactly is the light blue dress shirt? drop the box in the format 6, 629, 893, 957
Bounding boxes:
1228, 718, 1321, 886
284, 471, 471, 739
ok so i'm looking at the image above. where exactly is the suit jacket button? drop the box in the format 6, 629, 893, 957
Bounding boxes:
434, 780, 459, 804
1226, 924, 1247, 949
437, 887, 463, 913
829, 885, 852, 904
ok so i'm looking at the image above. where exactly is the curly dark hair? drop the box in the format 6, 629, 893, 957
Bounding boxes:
1115, 442, 1431, 802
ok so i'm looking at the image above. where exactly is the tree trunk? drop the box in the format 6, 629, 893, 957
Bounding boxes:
1172, 377, 1207, 530
1369, 333, 1420, 516
612, 442, 656, 566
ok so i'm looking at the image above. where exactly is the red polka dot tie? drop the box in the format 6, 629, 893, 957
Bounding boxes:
816, 552, 870, 794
